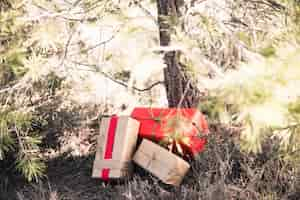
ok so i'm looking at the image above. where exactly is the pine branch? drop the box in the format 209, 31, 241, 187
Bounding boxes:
69, 60, 165, 92
68, 29, 118, 57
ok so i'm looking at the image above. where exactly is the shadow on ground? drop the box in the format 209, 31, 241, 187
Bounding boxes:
2, 122, 300, 200
12, 152, 211, 200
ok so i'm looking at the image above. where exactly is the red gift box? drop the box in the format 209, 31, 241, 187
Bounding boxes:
131, 107, 209, 157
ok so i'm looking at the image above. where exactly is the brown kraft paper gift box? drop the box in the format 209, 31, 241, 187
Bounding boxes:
133, 139, 190, 186
92, 116, 140, 180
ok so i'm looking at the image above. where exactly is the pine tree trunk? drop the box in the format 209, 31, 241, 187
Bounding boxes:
157, 0, 200, 108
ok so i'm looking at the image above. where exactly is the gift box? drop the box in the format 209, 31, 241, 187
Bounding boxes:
131, 107, 209, 157
92, 116, 140, 180
133, 139, 190, 186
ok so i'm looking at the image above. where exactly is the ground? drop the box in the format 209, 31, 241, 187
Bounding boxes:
4, 112, 299, 200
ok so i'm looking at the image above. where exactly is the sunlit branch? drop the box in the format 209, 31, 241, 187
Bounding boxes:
69, 60, 165, 92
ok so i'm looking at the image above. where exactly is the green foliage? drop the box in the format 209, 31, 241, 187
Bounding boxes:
16, 150, 45, 182
259, 45, 276, 57
31, 71, 65, 95
237, 31, 252, 47
0, 2, 48, 182
0, 0, 30, 83
204, 47, 300, 161
0, 109, 45, 182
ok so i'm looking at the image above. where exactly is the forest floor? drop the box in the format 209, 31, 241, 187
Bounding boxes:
7, 119, 241, 200
5, 105, 300, 200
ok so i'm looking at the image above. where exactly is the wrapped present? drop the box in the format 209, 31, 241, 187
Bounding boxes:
92, 116, 140, 180
131, 107, 209, 157
133, 139, 190, 186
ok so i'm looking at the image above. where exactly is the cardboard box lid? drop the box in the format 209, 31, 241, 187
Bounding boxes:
98, 116, 139, 162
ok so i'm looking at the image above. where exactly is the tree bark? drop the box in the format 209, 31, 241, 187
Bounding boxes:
156, 0, 200, 108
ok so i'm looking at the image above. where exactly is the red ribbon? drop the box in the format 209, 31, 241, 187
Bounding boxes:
101, 168, 110, 180
101, 116, 118, 180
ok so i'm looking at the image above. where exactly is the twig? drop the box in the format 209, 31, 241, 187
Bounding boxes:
15, 127, 26, 157
72, 0, 82, 7
249, 0, 286, 11
133, 0, 158, 25
69, 31, 117, 56
0, 81, 23, 94
264, 0, 286, 10
27, 1, 99, 22
70, 60, 164, 92
275, 123, 300, 131
60, 27, 77, 67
